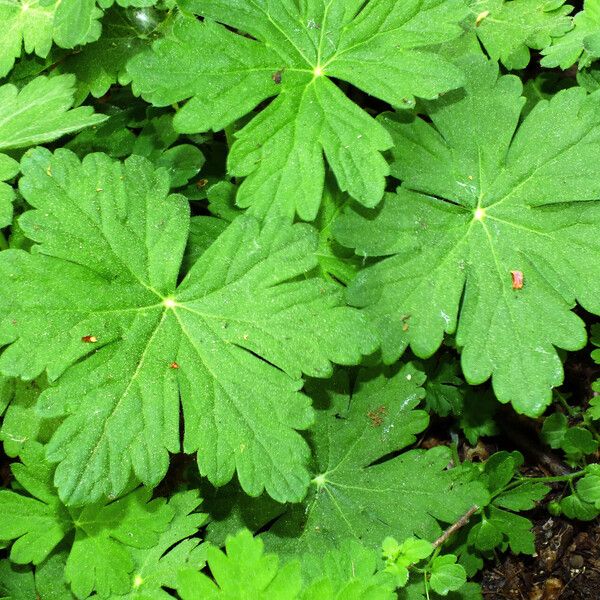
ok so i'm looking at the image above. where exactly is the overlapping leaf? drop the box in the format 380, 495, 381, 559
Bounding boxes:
265, 366, 488, 555
178, 531, 394, 600
0, 74, 105, 227
61, 6, 170, 100
128, 0, 468, 220
469, 0, 573, 69
205, 364, 488, 556
541, 0, 600, 68
335, 56, 600, 416
0, 443, 174, 599
0, 148, 375, 506
114, 490, 207, 599
0, 0, 104, 77
178, 529, 302, 599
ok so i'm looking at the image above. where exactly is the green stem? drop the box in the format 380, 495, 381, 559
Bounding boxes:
450, 439, 461, 468
555, 391, 578, 418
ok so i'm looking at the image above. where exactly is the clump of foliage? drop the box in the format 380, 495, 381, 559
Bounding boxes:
0, 1, 599, 599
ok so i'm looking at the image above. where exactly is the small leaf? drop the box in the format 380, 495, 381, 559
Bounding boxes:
429, 555, 467, 595
177, 529, 302, 600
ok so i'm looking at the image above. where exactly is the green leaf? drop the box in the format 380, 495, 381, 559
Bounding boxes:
0, 148, 375, 505
0, 561, 36, 600
52, 0, 103, 49
61, 6, 169, 100
541, 0, 600, 68
422, 355, 465, 417
0, 75, 106, 151
260, 365, 488, 556
0, 443, 175, 598
561, 426, 599, 459
0, 73, 105, 227
576, 474, 600, 507
301, 541, 395, 600
34, 550, 75, 600
395, 538, 434, 567
494, 481, 549, 511
482, 452, 522, 493
468, 506, 535, 554
183, 216, 228, 275
458, 390, 499, 445
114, 490, 207, 598
0, 443, 72, 566
399, 580, 483, 600
560, 493, 600, 520
65, 109, 137, 159
128, 2, 468, 219
429, 555, 466, 596
0, 377, 58, 457
177, 529, 302, 600
335, 56, 600, 416
313, 181, 362, 286
540, 413, 568, 448
0, 0, 103, 78
586, 396, 600, 421
469, 0, 573, 69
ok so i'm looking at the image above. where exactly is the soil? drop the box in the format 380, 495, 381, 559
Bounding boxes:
481, 512, 600, 599
480, 341, 600, 600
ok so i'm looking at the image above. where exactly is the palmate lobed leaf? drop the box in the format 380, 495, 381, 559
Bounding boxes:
335, 56, 600, 416
127, 0, 468, 220
0, 147, 375, 506
0, 73, 106, 228
178, 529, 395, 600
0, 442, 177, 599
0, 0, 104, 77
469, 0, 573, 70
112, 489, 207, 599
541, 0, 600, 69
205, 365, 488, 557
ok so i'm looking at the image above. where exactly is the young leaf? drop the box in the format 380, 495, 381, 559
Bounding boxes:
541, 0, 600, 69
469, 0, 573, 69
335, 56, 600, 416
0, 148, 375, 506
429, 555, 466, 596
177, 529, 302, 600
0, 443, 175, 599
128, 2, 468, 220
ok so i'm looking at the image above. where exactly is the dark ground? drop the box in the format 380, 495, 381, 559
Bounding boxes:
482, 512, 600, 599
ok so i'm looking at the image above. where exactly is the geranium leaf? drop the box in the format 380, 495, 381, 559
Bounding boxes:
0, 148, 375, 505
335, 56, 600, 416
128, 1, 468, 220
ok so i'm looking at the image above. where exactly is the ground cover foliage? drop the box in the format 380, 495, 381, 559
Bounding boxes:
0, 1, 599, 598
